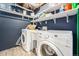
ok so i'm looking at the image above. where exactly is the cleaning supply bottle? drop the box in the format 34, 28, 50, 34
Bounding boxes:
65, 3, 72, 11
72, 3, 78, 9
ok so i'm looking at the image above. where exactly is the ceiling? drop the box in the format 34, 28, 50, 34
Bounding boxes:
17, 3, 44, 10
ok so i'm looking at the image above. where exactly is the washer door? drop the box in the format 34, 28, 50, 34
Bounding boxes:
37, 41, 63, 56
21, 33, 28, 52
21, 33, 26, 45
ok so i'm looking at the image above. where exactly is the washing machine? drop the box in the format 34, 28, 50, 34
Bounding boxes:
36, 30, 73, 56
20, 29, 37, 52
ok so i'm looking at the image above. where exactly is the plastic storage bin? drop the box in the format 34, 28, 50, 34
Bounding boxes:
0, 3, 7, 10
0, 3, 14, 11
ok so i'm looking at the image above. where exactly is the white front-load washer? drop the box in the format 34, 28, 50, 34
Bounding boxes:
36, 30, 73, 56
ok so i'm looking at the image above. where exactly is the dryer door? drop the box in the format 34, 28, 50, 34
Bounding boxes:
37, 41, 63, 56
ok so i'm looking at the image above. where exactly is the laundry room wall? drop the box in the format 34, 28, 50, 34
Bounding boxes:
36, 14, 77, 56
0, 11, 30, 51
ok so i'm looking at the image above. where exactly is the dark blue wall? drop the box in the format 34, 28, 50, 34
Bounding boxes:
36, 15, 77, 55
0, 12, 30, 51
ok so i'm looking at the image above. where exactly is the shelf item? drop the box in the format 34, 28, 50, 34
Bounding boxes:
11, 4, 34, 16
34, 4, 61, 18
72, 3, 78, 9
0, 3, 12, 11
65, 3, 72, 11
0, 8, 33, 18
32, 8, 78, 22
0, 3, 34, 19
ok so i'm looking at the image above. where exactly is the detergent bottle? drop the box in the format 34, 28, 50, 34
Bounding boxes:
65, 3, 72, 11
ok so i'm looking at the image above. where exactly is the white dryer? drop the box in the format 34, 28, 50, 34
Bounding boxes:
36, 30, 73, 56
21, 29, 32, 52
21, 29, 37, 52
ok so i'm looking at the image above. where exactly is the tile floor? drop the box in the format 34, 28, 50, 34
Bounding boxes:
0, 46, 35, 56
